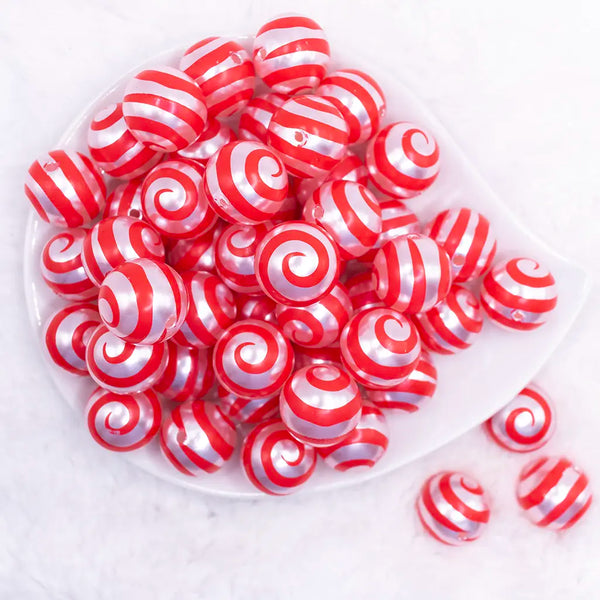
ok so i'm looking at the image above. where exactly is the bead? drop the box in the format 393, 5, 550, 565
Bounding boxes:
294, 345, 342, 369
517, 457, 592, 530
485, 384, 555, 452
40, 228, 96, 300
253, 15, 330, 94
280, 364, 362, 447
85, 387, 162, 452
81, 216, 165, 287
275, 282, 352, 348
255, 221, 340, 306
238, 92, 288, 144
86, 324, 167, 393
426, 208, 497, 282
203, 141, 288, 224
153, 341, 214, 402
267, 95, 349, 179
217, 384, 279, 425
340, 307, 421, 389
102, 179, 146, 221
173, 271, 237, 348
87, 102, 163, 179
141, 159, 217, 239
269, 189, 299, 223
213, 319, 294, 399
122, 66, 207, 152
237, 294, 277, 324
242, 418, 317, 495
180, 37, 255, 117
304, 180, 382, 259
44, 303, 101, 375
160, 400, 237, 475
166, 221, 224, 274
98, 258, 187, 344
25, 150, 106, 228
318, 401, 389, 470
317, 69, 385, 144
417, 472, 491, 546
373, 234, 453, 313
366, 350, 437, 413
481, 257, 558, 330
366, 122, 440, 199
175, 118, 236, 164
345, 271, 384, 312
413, 285, 483, 354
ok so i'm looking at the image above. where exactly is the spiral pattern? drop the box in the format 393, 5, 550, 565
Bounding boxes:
213, 319, 294, 399
102, 179, 146, 222
25, 149, 106, 228
373, 233, 453, 314
85, 387, 162, 452
122, 66, 207, 152
255, 221, 340, 306
166, 221, 224, 274
294, 345, 342, 369
340, 307, 421, 389
481, 257, 558, 330
204, 140, 288, 224
217, 384, 279, 425
87, 102, 163, 180
237, 294, 277, 324
160, 400, 237, 476
242, 418, 317, 495
175, 118, 236, 164
366, 122, 440, 199
44, 303, 101, 375
517, 457, 592, 530
345, 271, 384, 312
238, 92, 289, 144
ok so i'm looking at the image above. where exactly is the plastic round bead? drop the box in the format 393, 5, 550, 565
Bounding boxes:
345, 271, 384, 312
294, 345, 342, 369
238, 92, 288, 144
102, 179, 146, 221
175, 118, 236, 164
217, 384, 279, 425
165, 221, 224, 274
237, 294, 277, 324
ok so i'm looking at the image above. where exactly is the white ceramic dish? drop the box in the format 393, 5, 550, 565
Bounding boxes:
24, 39, 590, 498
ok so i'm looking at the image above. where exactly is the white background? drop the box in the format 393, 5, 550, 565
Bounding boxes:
1, 1, 600, 598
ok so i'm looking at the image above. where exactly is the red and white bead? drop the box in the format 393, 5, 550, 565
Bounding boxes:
87, 102, 162, 179
253, 15, 330, 94
175, 118, 236, 164
270, 188, 299, 223
366, 122, 440, 199
141, 159, 217, 239
485, 385, 555, 452
481, 258, 558, 330
238, 92, 288, 144
85, 387, 162, 452
40, 229, 96, 300
267, 95, 349, 179
317, 69, 386, 144
237, 294, 277, 324
173, 271, 237, 348
217, 385, 279, 425
417, 472, 491, 546
426, 208, 497, 282
413, 285, 484, 354
180, 37, 255, 117
166, 221, 224, 274
122, 67, 207, 152
242, 418, 317, 495
373, 234, 453, 313
25, 150, 106, 228
340, 307, 421, 389
280, 364, 362, 447
295, 345, 342, 369
203, 141, 288, 224
102, 179, 145, 221
275, 282, 352, 348
213, 319, 294, 399
81, 216, 165, 287
86, 325, 167, 393
318, 401, 389, 470
345, 271, 384, 312
255, 221, 340, 306
517, 457, 592, 530
160, 400, 237, 475
44, 303, 101, 375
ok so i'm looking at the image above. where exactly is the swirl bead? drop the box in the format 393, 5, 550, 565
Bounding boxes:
85, 387, 162, 452
217, 384, 279, 425
238, 92, 288, 144
44, 303, 101, 375
213, 319, 294, 399
25, 150, 106, 228
255, 221, 340, 306
102, 179, 146, 221
122, 67, 207, 152
40, 228, 97, 300
345, 271, 384, 312
340, 307, 422, 389
160, 400, 237, 475
481, 257, 558, 330
242, 419, 317, 495
295, 345, 342, 369
373, 234, 453, 313
485, 385, 555, 452
417, 472, 491, 546
517, 457, 592, 530
166, 221, 224, 274
366, 122, 440, 199
237, 294, 277, 324
175, 118, 236, 164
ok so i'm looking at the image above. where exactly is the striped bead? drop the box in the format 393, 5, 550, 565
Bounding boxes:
237, 294, 277, 324
217, 384, 279, 425
345, 271, 384, 312
102, 179, 146, 221
294, 345, 342, 369
175, 118, 236, 164
238, 92, 288, 144
165, 221, 224, 274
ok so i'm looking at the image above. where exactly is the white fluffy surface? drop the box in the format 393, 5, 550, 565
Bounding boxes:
1, 1, 599, 598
